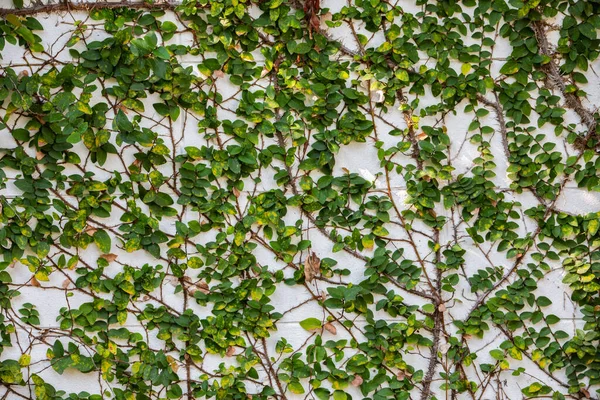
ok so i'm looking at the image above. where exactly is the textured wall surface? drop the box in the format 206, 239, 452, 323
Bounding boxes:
1, 1, 600, 399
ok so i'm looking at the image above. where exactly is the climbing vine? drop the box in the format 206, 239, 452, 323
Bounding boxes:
0, 0, 600, 399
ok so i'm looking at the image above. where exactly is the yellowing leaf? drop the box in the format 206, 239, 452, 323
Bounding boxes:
588, 219, 599, 236
288, 382, 305, 394
19, 354, 31, 367
508, 347, 522, 361
77, 102, 93, 115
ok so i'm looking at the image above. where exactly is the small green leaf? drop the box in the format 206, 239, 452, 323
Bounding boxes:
499, 61, 519, 75
588, 219, 599, 236
333, 391, 347, 400
93, 230, 111, 254
579, 23, 596, 39
11, 128, 29, 142
299, 317, 321, 331
288, 382, 305, 394
373, 226, 389, 236
161, 21, 177, 32
537, 296, 552, 307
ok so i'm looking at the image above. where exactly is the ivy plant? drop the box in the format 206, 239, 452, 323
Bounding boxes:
0, 0, 600, 399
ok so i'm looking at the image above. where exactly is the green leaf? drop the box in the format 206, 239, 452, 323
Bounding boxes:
16, 26, 35, 44
579, 23, 596, 39
185, 146, 202, 160
293, 42, 311, 54
499, 61, 519, 75
53, 340, 64, 358
288, 382, 305, 394
490, 349, 504, 360
203, 58, 221, 71
333, 391, 347, 400
153, 47, 170, 60
11, 128, 29, 142
66, 132, 81, 144
442, 87, 456, 99
153, 103, 169, 116
161, 21, 177, 32
422, 304, 435, 313
588, 219, 599, 236
373, 226, 389, 236
93, 230, 111, 254
299, 318, 321, 331
537, 296, 552, 307
115, 110, 133, 132
138, 14, 156, 26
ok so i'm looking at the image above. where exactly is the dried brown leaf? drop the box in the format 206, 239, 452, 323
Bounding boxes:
226, 346, 236, 357
351, 375, 363, 386
304, 251, 321, 283
167, 355, 179, 373
100, 253, 118, 262
196, 281, 210, 294
321, 12, 332, 22
30, 276, 40, 287
310, 14, 320, 31
62, 279, 70, 289
323, 322, 337, 335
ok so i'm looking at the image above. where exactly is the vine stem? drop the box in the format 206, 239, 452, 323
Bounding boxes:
0, 1, 182, 16
419, 230, 443, 400
531, 21, 597, 135
476, 94, 510, 161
